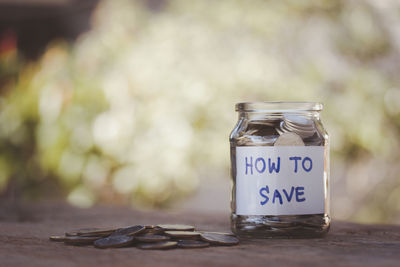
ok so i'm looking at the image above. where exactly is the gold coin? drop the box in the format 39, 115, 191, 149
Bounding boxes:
164, 231, 201, 239
142, 226, 164, 235
65, 227, 119, 237
200, 231, 235, 236
157, 224, 195, 231
137, 241, 178, 250
66, 228, 98, 236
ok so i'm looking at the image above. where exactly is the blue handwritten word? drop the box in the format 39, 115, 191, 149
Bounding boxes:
245, 157, 280, 175
245, 156, 313, 175
259, 185, 306, 205
289, 157, 312, 172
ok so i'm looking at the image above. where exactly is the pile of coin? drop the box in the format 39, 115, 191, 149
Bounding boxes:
231, 214, 330, 238
235, 120, 280, 146
49, 224, 239, 249
234, 114, 323, 147
276, 115, 316, 139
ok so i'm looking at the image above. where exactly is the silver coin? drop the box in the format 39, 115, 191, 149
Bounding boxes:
200, 232, 239, 246
283, 114, 313, 126
274, 132, 305, 146
284, 124, 315, 134
94, 235, 135, 248
178, 240, 210, 249
284, 119, 314, 129
157, 224, 195, 231
280, 121, 315, 138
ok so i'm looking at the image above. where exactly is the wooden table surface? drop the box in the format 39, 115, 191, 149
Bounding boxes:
1, 202, 399, 267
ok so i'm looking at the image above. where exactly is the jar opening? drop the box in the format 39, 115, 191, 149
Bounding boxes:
235, 101, 323, 113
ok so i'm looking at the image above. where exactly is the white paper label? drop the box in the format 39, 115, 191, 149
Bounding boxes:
235, 146, 325, 216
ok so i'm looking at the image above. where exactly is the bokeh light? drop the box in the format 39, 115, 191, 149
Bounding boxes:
1, 0, 400, 224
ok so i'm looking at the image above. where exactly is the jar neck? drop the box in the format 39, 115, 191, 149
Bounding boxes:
238, 111, 321, 120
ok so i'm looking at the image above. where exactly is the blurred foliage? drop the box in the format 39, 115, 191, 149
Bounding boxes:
1, 0, 400, 222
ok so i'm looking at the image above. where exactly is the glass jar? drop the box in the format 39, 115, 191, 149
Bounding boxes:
230, 102, 330, 238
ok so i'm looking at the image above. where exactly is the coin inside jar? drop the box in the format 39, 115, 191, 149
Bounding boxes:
274, 132, 305, 146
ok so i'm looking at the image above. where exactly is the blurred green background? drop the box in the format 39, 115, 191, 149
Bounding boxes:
1, 0, 400, 224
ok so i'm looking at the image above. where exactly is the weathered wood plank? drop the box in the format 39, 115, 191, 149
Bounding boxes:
0, 202, 399, 267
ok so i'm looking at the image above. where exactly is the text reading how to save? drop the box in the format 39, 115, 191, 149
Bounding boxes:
235, 146, 325, 216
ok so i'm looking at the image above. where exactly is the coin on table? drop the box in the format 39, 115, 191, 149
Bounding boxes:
164, 231, 201, 239
137, 241, 178, 250
49, 235, 68, 242
66, 228, 99, 236
64, 236, 103, 245
94, 235, 135, 248
177, 240, 210, 249
110, 225, 146, 237
157, 224, 195, 231
143, 226, 164, 235
200, 232, 239, 246
274, 132, 305, 146
135, 234, 170, 243
200, 231, 235, 237
66, 227, 119, 237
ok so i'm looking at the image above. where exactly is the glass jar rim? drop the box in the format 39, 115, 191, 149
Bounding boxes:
235, 101, 323, 112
